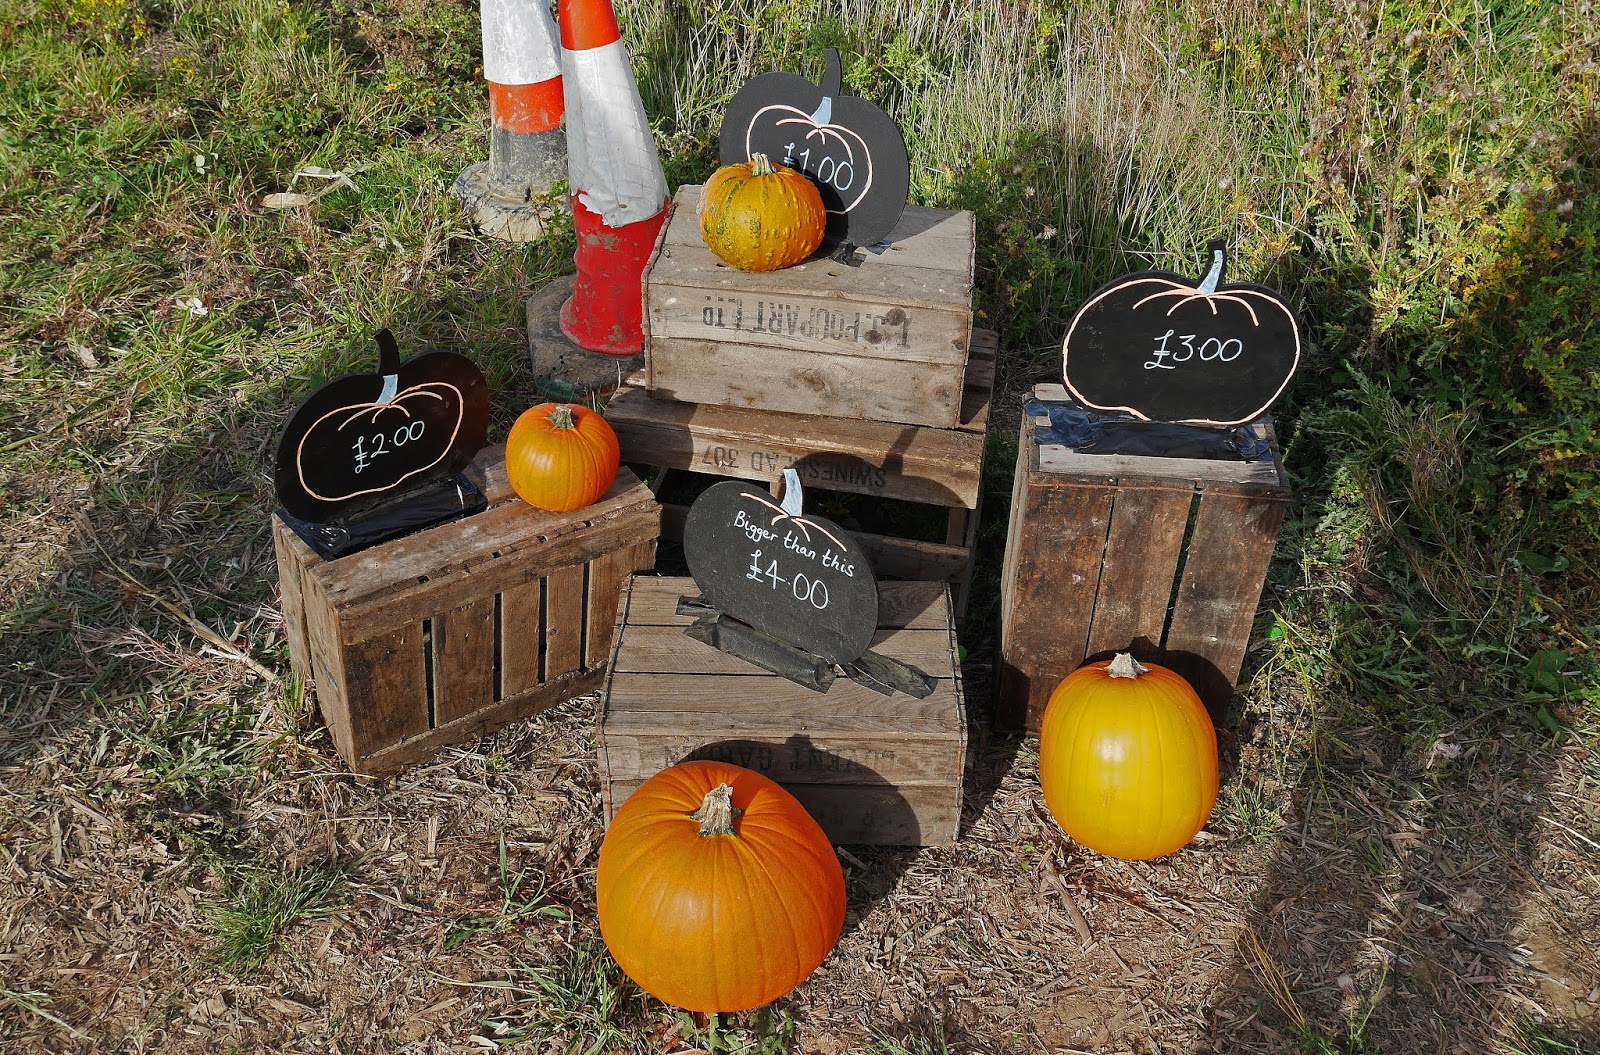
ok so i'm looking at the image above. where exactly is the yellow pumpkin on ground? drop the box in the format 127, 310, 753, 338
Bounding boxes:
699, 153, 826, 272
1038, 653, 1219, 860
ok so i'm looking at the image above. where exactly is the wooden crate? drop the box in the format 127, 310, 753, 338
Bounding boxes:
997, 384, 1291, 733
643, 185, 976, 429
608, 329, 996, 615
600, 576, 967, 846
273, 445, 660, 775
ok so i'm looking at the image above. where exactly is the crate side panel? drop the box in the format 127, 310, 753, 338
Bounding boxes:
648, 337, 964, 429
356, 667, 605, 777
1084, 484, 1194, 659
431, 595, 498, 725
604, 727, 963, 787
607, 388, 985, 508
605, 778, 960, 846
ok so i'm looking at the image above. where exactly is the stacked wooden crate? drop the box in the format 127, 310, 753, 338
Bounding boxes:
596, 184, 987, 845
606, 185, 994, 613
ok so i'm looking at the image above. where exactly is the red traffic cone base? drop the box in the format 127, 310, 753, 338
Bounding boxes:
558, 194, 668, 356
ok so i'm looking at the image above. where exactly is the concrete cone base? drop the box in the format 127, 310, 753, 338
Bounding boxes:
526, 275, 644, 400
453, 163, 565, 243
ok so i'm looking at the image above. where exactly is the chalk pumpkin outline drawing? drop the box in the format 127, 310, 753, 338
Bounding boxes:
1061, 241, 1301, 427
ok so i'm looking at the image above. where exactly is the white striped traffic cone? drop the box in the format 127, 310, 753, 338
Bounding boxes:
452, 0, 567, 241
556, 0, 669, 355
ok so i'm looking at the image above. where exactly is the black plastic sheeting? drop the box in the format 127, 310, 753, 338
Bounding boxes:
1024, 397, 1273, 461
278, 472, 487, 560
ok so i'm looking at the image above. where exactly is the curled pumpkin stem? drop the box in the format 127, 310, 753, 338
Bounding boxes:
749, 152, 775, 177
546, 405, 577, 430
689, 783, 742, 836
1107, 652, 1150, 679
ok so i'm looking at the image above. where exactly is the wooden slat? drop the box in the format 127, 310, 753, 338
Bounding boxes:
617, 576, 950, 631
431, 595, 497, 725
1163, 489, 1288, 701
1084, 483, 1193, 658
610, 624, 956, 677
605, 778, 960, 846
647, 336, 966, 430
997, 421, 1115, 732
498, 578, 545, 697
1038, 445, 1282, 487
300, 574, 356, 764
342, 621, 430, 759
543, 563, 586, 680
315, 481, 659, 642
604, 730, 961, 787
271, 515, 318, 685
606, 673, 958, 721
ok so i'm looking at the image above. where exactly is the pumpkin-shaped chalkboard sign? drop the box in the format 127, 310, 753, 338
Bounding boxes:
683, 472, 878, 666
274, 329, 489, 523
718, 49, 909, 249
1062, 241, 1301, 426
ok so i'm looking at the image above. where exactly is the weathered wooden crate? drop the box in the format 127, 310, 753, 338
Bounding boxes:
642, 184, 977, 429
273, 445, 660, 775
600, 576, 967, 846
608, 329, 996, 615
998, 384, 1291, 733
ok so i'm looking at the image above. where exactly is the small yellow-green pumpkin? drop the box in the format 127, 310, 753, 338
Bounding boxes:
1039, 653, 1219, 860
699, 153, 826, 272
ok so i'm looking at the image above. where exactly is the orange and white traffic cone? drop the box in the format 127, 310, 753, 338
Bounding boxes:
453, 0, 566, 241
555, 0, 669, 355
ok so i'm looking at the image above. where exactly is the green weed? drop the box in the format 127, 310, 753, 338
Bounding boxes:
209, 861, 344, 972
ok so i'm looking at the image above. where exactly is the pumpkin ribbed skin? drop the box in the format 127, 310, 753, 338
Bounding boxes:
596, 760, 846, 1013
504, 403, 619, 513
699, 154, 826, 272
1038, 656, 1219, 861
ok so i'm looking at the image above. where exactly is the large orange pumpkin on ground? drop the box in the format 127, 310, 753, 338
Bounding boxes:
596, 760, 846, 1012
504, 403, 619, 513
1038, 653, 1219, 860
699, 152, 826, 272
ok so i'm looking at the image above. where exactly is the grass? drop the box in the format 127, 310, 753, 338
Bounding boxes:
1, 0, 1597, 1051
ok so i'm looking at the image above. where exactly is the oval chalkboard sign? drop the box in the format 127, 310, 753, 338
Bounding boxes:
1061, 241, 1301, 426
718, 49, 909, 249
683, 475, 878, 666
274, 329, 489, 523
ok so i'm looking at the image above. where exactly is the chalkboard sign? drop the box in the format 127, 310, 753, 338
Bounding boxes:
1061, 241, 1301, 427
718, 49, 909, 250
683, 473, 878, 666
274, 329, 489, 523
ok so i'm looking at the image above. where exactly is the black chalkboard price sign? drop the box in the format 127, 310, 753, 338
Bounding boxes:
1061, 240, 1301, 427
274, 329, 489, 523
683, 472, 878, 666
718, 48, 910, 250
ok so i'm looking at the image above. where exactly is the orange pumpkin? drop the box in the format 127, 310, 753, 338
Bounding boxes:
596, 760, 846, 1012
504, 403, 619, 513
1038, 653, 1219, 860
699, 152, 826, 272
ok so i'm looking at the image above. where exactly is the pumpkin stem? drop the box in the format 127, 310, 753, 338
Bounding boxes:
689, 783, 742, 836
546, 404, 577, 430
750, 152, 775, 178
1107, 652, 1150, 679
1197, 240, 1228, 294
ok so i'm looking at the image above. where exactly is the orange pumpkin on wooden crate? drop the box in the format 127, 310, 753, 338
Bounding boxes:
1038, 653, 1219, 860
699, 152, 827, 272
596, 760, 846, 1012
504, 403, 620, 513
